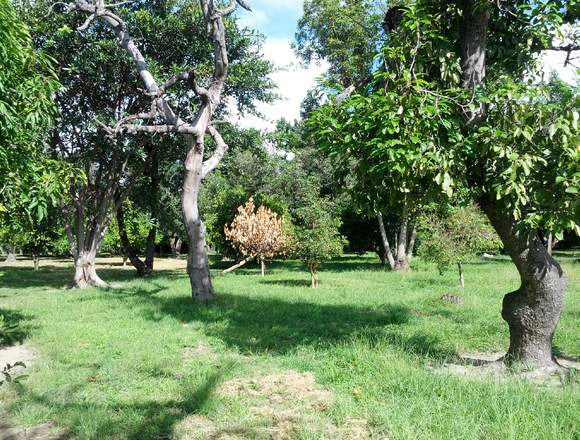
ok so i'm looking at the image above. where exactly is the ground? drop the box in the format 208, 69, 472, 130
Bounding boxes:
0, 253, 578, 440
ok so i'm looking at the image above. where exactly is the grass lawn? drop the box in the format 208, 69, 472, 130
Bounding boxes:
0, 253, 578, 439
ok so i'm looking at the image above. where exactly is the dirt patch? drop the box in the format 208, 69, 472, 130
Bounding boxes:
176, 370, 380, 439
430, 351, 580, 388
0, 345, 35, 378
0, 422, 71, 440
182, 342, 216, 361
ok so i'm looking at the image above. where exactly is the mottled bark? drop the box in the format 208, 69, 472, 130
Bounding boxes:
377, 213, 396, 269
72, 251, 109, 289
170, 237, 183, 258
482, 200, 565, 368
394, 201, 410, 271
460, 0, 565, 368
309, 263, 319, 288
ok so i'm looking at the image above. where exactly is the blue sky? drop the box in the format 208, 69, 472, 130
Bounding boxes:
229, 0, 328, 131
230, 1, 577, 132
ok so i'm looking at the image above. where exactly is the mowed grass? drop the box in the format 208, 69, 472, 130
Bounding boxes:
0, 253, 578, 439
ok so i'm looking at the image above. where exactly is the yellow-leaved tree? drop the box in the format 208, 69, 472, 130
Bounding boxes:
224, 198, 290, 276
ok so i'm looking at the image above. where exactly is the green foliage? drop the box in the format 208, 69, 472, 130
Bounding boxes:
0, 0, 80, 250
418, 205, 502, 275
471, 79, 580, 235
294, 0, 385, 85
293, 200, 346, 275
102, 202, 161, 255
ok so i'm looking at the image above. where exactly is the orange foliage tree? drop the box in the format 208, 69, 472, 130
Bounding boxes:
224, 198, 290, 275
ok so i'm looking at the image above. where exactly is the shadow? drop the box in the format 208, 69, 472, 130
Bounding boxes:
258, 279, 311, 287
0, 309, 31, 346
0, 266, 183, 291
109, 288, 452, 359
9, 367, 228, 440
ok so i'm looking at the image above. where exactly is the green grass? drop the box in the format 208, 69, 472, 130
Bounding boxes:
0, 254, 578, 439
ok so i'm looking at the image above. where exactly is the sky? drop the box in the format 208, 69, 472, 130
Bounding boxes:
229, 1, 578, 132
228, 0, 328, 131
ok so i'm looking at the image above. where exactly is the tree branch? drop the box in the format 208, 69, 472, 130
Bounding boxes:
202, 125, 228, 178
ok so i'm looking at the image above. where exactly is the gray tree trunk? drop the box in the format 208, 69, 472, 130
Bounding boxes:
183, 134, 214, 301
458, 262, 465, 288
483, 200, 565, 368
5, 245, 16, 263
72, 251, 108, 289
377, 213, 396, 269
394, 201, 410, 271
461, 0, 565, 369
171, 237, 183, 258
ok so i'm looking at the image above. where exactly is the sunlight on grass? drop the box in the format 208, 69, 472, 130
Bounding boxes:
0, 254, 578, 439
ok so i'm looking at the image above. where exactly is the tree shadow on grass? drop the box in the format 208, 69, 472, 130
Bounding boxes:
0, 308, 32, 346
10, 367, 228, 440
123, 289, 453, 360
0, 266, 183, 291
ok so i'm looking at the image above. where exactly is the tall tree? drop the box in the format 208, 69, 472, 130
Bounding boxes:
29, 0, 272, 291
311, 1, 579, 369
0, 0, 76, 268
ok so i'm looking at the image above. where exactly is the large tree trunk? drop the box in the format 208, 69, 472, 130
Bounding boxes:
394, 201, 410, 271
4, 244, 16, 263
182, 135, 214, 302
377, 213, 396, 269
117, 201, 151, 277
482, 200, 565, 368
460, 1, 565, 369
170, 236, 183, 258
72, 251, 109, 289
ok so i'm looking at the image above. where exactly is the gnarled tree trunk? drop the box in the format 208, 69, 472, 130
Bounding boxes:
461, 0, 565, 368
183, 134, 214, 301
73, 250, 108, 289
483, 200, 565, 368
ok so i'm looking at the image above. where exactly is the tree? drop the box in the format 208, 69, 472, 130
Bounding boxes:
418, 205, 502, 288
224, 198, 290, 275
34, 0, 272, 294
0, 0, 77, 268
293, 200, 346, 288
310, 1, 579, 368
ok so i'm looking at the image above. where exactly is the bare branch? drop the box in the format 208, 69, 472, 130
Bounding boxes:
202, 125, 228, 178
161, 70, 209, 98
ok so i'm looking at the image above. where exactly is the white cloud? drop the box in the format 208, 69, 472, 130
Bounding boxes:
540, 51, 579, 85
237, 9, 269, 29
228, 38, 328, 132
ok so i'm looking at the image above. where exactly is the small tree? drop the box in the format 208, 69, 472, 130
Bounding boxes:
224, 198, 290, 276
294, 201, 346, 288
418, 205, 502, 288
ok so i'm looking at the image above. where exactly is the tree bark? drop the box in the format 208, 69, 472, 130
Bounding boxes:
309, 263, 319, 288
260, 258, 266, 277
407, 224, 417, 260
170, 237, 183, 258
460, 0, 566, 369
4, 245, 16, 263
394, 201, 410, 271
458, 262, 465, 288
72, 251, 109, 289
377, 213, 396, 269
183, 135, 214, 302
482, 200, 565, 368
32, 254, 40, 271
117, 201, 151, 277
